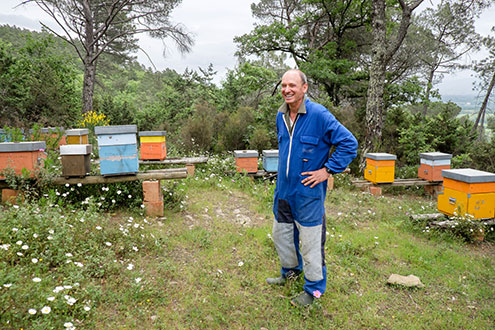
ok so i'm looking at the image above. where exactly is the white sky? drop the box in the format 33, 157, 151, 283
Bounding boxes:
0, 0, 494, 96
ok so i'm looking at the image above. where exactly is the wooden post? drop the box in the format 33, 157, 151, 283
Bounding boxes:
186, 164, 195, 177
327, 175, 334, 190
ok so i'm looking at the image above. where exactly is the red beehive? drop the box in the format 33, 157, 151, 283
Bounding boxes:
418, 152, 452, 182
234, 150, 259, 173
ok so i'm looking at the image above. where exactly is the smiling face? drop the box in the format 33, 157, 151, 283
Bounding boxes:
281, 70, 308, 112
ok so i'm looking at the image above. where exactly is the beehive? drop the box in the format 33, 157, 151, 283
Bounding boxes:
30, 127, 66, 146
234, 150, 259, 173
95, 125, 138, 176
262, 150, 279, 172
66, 129, 89, 145
60, 144, 92, 177
0, 141, 46, 179
437, 168, 495, 219
364, 153, 396, 184
139, 131, 167, 160
418, 152, 452, 182
0, 129, 9, 142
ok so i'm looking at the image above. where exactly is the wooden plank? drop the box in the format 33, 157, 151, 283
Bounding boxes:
410, 213, 446, 221
0, 168, 187, 188
52, 168, 187, 185
139, 156, 208, 165
352, 178, 442, 188
430, 219, 495, 228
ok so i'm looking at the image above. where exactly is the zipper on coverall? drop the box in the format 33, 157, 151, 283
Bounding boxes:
283, 115, 298, 179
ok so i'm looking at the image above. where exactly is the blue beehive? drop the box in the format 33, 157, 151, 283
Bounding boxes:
0, 129, 8, 142
95, 125, 138, 176
263, 150, 279, 172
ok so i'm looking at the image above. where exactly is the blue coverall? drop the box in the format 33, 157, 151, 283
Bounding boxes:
273, 98, 358, 297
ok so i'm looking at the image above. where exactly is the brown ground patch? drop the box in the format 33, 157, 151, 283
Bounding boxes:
184, 189, 266, 228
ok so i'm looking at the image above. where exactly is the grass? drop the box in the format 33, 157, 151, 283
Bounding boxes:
1, 170, 494, 329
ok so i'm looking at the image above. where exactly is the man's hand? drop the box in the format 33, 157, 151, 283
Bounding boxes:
301, 168, 330, 188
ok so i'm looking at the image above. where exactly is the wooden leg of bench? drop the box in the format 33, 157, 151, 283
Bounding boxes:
186, 164, 195, 177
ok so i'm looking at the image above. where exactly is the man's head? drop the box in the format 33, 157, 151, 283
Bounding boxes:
281, 69, 308, 111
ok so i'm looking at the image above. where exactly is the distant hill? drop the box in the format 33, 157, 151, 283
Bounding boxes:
440, 94, 486, 116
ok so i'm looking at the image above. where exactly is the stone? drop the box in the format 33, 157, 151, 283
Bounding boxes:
387, 274, 425, 288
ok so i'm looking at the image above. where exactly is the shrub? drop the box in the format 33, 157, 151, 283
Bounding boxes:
249, 125, 273, 152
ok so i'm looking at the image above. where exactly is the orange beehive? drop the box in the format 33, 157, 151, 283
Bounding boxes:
437, 168, 495, 219
29, 127, 66, 147
234, 150, 259, 173
139, 131, 167, 160
0, 141, 46, 179
418, 152, 452, 182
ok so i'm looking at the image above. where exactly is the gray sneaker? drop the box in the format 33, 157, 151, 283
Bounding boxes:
266, 270, 299, 286
266, 276, 286, 285
290, 291, 314, 307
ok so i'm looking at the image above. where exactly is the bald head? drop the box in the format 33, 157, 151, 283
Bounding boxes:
282, 69, 307, 85
281, 69, 308, 112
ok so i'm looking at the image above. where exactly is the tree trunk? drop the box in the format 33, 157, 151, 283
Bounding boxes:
422, 68, 435, 116
82, 0, 96, 113
362, 0, 386, 162
82, 60, 96, 113
361, 0, 422, 169
472, 70, 495, 140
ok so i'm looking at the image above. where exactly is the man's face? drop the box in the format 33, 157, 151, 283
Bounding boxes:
281, 71, 308, 108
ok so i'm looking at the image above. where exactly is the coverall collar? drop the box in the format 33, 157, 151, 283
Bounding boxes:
278, 97, 307, 115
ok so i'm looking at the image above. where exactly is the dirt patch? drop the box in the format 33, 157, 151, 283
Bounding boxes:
467, 240, 495, 259
213, 190, 266, 227
186, 189, 266, 228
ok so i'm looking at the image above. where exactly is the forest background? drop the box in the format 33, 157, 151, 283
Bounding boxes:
1, 0, 495, 175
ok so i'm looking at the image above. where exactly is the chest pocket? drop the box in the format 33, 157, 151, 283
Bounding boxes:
300, 135, 319, 159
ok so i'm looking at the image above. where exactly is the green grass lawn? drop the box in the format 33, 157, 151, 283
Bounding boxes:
1, 174, 494, 329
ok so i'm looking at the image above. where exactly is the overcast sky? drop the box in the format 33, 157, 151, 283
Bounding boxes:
0, 0, 494, 97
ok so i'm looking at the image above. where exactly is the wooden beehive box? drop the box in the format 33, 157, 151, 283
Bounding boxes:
234, 150, 259, 173
0, 141, 46, 179
0, 129, 9, 142
29, 127, 66, 146
139, 131, 167, 160
364, 153, 396, 184
262, 150, 279, 172
66, 128, 89, 145
438, 168, 495, 219
60, 144, 92, 177
418, 152, 452, 182
95, 125, 139, 176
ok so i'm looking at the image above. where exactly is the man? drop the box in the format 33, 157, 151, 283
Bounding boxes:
267, 69, 358, 306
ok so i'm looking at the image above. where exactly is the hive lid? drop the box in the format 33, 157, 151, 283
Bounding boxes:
365, 152, 397, 161
419, 152, 452, 161
263, 150, 279, 157
234, 150, 259, 158
0, 141, 46, 152
441, 168, 495, 183
95, 125, 137, 135
66, 128, 89, 136
60, 144, 92, 155
41, 127, 64, 134
29, 127, 64, 134
139, 131, 167, 137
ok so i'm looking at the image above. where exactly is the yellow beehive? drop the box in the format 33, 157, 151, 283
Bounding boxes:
66, 129, 89, 145
437, 168, 495, 219
364, 153, 396, 184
